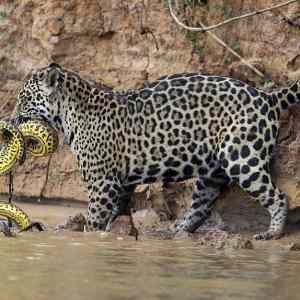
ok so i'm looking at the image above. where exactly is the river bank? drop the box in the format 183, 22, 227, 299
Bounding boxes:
1, 198, 299, 252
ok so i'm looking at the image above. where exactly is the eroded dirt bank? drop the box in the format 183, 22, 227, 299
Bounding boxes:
0, 0, 300, 244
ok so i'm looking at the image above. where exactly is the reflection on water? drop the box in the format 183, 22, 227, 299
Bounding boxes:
0, 232, 299, 300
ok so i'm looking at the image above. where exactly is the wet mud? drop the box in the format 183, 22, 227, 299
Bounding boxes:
2, 200, 300, 252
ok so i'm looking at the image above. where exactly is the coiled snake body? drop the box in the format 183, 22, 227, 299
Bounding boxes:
0, 202, 31, 230
0, 119, 58, 174
0, 121, 25, 175
0, 119, 58, 232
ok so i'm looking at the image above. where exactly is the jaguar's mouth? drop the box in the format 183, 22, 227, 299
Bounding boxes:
13, 112, 47, 126
0, 118, 59, 175
18, 120, 59, 157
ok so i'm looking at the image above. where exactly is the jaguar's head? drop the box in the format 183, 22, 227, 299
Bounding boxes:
15, 63, 65, 129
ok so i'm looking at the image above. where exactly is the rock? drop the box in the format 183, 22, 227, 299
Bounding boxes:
110, 215, 132, 235
282, 242, 300, 251
224, 236, 254, 250
287, 206, 300, 224
132, 208, 161, 230
0, 219, 17, 237
201, 233, 253, 250
110, 215, 139, 239
173, 228, 253, 250
47, 18, 64, 36
56, 213, 86, 231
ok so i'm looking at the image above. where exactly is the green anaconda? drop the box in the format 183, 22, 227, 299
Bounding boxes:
0, 119, 58, 234
0, 119, 59, 175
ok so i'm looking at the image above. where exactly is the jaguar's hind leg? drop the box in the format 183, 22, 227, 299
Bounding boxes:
176, 171, 229, 233
240, 170, 288, 240
220, 151, 288, 240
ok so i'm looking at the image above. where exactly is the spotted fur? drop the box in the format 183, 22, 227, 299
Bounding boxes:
15, 63, 300, 239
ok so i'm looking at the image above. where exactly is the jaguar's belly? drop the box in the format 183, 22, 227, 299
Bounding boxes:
126, 138, 217, 185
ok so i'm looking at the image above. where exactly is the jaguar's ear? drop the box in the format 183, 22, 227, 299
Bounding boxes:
45, 63, 61, 89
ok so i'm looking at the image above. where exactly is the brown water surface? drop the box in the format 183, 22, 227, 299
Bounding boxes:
1, 231, 300, 300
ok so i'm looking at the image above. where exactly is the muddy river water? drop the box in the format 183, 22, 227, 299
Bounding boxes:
1, 231, 300, 300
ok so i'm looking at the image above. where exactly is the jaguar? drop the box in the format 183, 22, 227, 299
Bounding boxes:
14, 63, 300, 240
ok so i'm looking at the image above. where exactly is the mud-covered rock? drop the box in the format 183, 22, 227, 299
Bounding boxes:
132, 208, 161, 231
281, 242, 300, 251
287, 207, 300, 224
173, 229, 253, 250
109, 215, 139, 240
110, 215, 132, 235
55, 213, 86, 231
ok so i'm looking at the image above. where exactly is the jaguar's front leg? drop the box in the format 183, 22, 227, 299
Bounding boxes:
86, 177, 122, 231
105, 184, 136, 232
